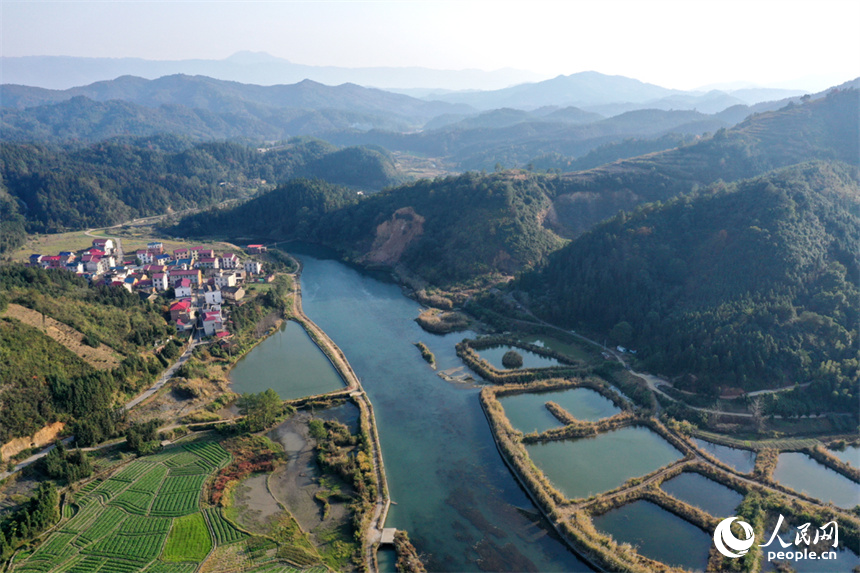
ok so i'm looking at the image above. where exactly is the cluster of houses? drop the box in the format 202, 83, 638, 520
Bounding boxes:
30, 239, 274, 338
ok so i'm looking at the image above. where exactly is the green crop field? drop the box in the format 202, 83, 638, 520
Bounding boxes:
161, 512, 212, 562
10, 437, 248, 573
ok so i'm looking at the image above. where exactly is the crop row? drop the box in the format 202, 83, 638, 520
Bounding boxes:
28, 532, 76, 559
161, 512, 212, 562
83, 531, 166, 561
182, 441, 230, 467
159, 474, 207, 495
108, 490, 154, 515
149, 490, 200, 517
162, 451, 201, 468
65, 555, 106, 573
205, 507, 248, 545
92, 478, 130, 500
78, 506, 126, 544
128, 464, 168, 494
119, 515, 172, 535
142, 561, 197, 573
168, 461, 211, 476
95, 558, 152, 573
111, 462, 151, 482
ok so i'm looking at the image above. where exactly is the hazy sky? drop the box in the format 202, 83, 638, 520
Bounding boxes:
2, 0, 858, 90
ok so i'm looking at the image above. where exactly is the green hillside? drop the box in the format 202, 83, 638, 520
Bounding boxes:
518, 161, 860, 410
0, 137, 402, 250
547, 89, 859, 236
176, 172, 566, 286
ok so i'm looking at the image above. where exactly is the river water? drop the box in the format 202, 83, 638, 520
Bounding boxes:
286, 245, 589, 572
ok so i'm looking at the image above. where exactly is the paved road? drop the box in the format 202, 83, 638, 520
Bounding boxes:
123, 337, 200, 411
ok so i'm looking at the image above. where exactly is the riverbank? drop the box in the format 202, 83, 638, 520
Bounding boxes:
288, 258, 393, 573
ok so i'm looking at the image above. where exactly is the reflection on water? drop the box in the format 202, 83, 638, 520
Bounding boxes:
692, 438, 756, 474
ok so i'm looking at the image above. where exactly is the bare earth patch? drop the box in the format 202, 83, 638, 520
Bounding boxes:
3, 303, 122, 370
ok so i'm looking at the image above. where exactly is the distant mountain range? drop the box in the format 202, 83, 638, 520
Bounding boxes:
430, 71, 808, 113
0, 52, 545, 92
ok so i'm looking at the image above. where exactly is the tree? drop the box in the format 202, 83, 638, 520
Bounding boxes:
502, 350, 524, 369
238, 388, 283, 431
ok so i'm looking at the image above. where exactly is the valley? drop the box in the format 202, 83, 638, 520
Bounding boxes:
0, 50, 858, 573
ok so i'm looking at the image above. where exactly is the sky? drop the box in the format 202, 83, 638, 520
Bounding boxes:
2, 0, 859, 91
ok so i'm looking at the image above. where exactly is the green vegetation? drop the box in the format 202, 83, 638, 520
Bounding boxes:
0, 483, 60, 561
501, 349, 523, 369
161, 512, 212, 562
42, 441, 93, 484
521, 161, 860, 410
204, 507, 248, 545
414, 341, 435, 367
0, 137, 403, 244
237, 388, 285, 432
8, 436, 240, 572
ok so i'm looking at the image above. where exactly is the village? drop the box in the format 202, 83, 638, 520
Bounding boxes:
27, 238, 273, 340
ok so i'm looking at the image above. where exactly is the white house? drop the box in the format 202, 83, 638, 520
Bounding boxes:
244, 261, 262, 275
220, 253, 240, 269
175, 278, 194, 299
203, 286, 223, 306
202, 311, 223, 336
152, 272, 168, 291
213, 272, 237, 289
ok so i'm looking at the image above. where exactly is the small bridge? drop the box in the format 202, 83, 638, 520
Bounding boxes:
379, 528, 398, 546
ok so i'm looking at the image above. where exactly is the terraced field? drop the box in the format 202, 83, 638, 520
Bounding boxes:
11, 435, 319, 573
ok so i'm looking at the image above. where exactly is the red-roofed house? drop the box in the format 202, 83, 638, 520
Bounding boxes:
196, 257, 220, 270
91, 238, 115, 254
175, 278, 193, 298
169, 300, 193, 322
202, 311, 223, 336
247, 244, 267, 254
152, 272, 168, 291
220, 253, 240, 269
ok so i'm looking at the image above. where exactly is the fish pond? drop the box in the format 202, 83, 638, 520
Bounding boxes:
773, 452, 859, 509
230, 319, 345, 400
477, 344, 562, 370
692, 437, 756, 474
660, 472, 743, 518
525, 426, 683, 499
500, 388, 622, 434
592, 500, 711, 571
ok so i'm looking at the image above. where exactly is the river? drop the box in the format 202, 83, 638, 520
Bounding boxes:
285, 244, 589, 572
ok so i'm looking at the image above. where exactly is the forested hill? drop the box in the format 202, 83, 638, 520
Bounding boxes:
174, 172, 566, 285
0, 137, 402, 249
546, 88, 859, 237
518, 161, 860, 408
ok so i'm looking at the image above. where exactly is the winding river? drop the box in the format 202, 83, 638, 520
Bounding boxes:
279, 245, 589, 572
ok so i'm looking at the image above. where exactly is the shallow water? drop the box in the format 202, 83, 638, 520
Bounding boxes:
592, 500, 711, 571
773, 452, 860, 509
500, 388, 621, 434
288, 244, 589, 571
230, 320, 345, 400
660, 472, 743, 518
478, 344, 561, 370
828, 444, 860, 468
692, 437, 756, 474
526, 426, 683, 499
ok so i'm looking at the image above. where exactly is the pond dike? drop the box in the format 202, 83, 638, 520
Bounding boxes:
289, 260, 392, 573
